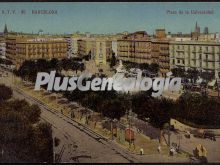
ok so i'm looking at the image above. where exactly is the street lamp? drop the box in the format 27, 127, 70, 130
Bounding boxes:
177, 134, 182, 151
128, 108, 133, 148
110, 119, 113, 140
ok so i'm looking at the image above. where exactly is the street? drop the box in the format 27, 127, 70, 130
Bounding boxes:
164, 131, 220, 162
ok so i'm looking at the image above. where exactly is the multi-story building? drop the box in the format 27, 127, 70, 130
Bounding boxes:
151, 39, 170, 76
77, 38, 94, 57
151, 29, 167, 64
155, 29, 166, 39
151, 40, 160, 64
112, 40, 117, 57
169, 41, 220, 78
158, 40, 170, 76
0, 36, 6, 59
71, 33, 87, 57
91, 40, 112, 66
117, 31, 152, 64
72, 37, 79, 56
6, 35, 67, 68
64, 36, 73, 58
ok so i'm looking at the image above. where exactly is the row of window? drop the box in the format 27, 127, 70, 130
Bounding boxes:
172, 45, 220, 51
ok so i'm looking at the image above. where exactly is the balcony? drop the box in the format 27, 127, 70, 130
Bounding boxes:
203, 58, 215, 62
204, 50, 215, 54
159, 53, 169, 56
176, 49, 184, 52
176, 56, 185, 59
191, 57, 199, 60
176, 63, 185, 67
202, 66, 215, 70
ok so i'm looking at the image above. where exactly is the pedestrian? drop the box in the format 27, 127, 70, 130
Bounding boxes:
157, 145, 161, 153
170, 147, 175, 156
140, 148, 144, 155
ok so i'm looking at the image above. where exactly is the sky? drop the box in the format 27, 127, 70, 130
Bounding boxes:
0, 2, 220, 35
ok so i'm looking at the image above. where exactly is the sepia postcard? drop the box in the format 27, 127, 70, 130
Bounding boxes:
0, 1, 219, 163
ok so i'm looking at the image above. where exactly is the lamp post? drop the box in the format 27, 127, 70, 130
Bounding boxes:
177, 134, 182, 151
111, 119, 113, 140
128, 108, 132, 148
168, 125, 171, 147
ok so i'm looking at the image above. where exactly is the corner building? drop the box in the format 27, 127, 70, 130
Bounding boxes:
6, 35, 67, 68
169, 41, 220, 78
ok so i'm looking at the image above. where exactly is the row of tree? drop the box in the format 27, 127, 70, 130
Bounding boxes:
63, 87, 220, 129
15, 59, 220, 130
122, 61, 159, 73
132, 91, 220, 129
0, 85, 54, 163
64, 90, 130, 120
171, 67, 215, 83
15, 58, 85, 82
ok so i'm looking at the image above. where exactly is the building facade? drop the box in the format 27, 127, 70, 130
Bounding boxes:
151, 29, 167, 65
151, 40, 160, 64
117, 31, 152, 64
6, 35, 67, 67
112, 40, 117, 57
77, 38, 94, 57
0, 36, 6, 59
91, 40, 112, 66
64, 36, 73, 58
169, 41, 220, 78
71, 37, 79, 56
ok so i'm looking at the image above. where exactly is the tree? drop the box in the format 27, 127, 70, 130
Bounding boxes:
175, 93, 220, 127
101, 99, 127, 120
200, 71, 215, 82
110, 52, 117, 68
54, 137, 60, 147
171, 67, 186, 77
25, 104, 41, 124
148, 63, 159, 73
50, 58, 61, 72
36, 59, 47, 70
0, 84, 13, 101
34, 123, 53, 163
0, 97, 53, 162
186, 68, 199, 83
132, 92, 174, 144
17, 60, 36, 81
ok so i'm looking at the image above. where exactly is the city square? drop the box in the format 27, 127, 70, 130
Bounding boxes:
0, 2, 220, 163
